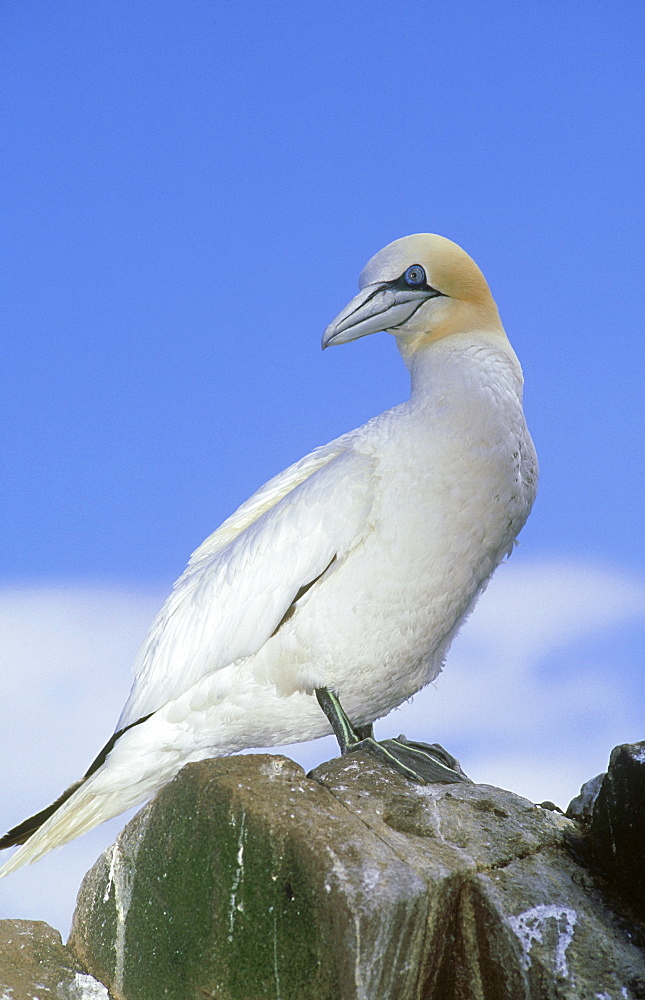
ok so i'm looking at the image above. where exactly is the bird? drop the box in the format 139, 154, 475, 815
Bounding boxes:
0, 233, 538, 876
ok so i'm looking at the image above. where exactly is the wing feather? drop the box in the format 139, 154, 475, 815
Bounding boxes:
186, 439, 348, 570
117, 445, 375, 728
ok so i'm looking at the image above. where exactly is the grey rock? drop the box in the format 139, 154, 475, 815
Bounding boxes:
589, 741, 645, 919
69, 753, 428, 1000
67, 752, 645, 1000
0, 918, 111, 999
566, 772, 605, 824
314, 754, 645, 1000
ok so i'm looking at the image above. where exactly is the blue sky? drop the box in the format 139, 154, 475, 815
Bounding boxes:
1, 2, 643, 934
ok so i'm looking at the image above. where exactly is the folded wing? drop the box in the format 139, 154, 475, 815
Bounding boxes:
117, 443, 376, 729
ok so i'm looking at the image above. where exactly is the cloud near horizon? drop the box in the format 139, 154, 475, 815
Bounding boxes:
0, 559, 643, 936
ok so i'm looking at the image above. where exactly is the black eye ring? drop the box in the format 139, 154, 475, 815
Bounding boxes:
404, 264, 426, 287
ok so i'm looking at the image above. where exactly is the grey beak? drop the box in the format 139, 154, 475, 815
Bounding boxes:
322, 284, 435, 349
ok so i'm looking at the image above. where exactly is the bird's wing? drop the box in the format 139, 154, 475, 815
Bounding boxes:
185, 438, 349, 570
117, 442, 375, 728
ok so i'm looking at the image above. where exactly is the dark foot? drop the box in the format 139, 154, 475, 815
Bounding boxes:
315, 687, 471, 785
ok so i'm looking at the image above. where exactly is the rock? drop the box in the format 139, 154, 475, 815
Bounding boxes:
0, 918, 111, 999
566, 772, 605, 824
313, 755, 645, 1000
70, 754, 427, 1000
589, 741, 645, 919
67, 752, 645, 1000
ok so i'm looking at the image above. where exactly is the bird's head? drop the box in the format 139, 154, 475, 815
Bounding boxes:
322, 234, 506, 359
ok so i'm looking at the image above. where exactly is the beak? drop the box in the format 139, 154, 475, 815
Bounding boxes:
322, 284, 436, 349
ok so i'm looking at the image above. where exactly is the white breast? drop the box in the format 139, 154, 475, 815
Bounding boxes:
254, 337, 537, 726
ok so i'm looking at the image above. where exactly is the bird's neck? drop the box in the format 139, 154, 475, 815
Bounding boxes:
401, 330, 525, 411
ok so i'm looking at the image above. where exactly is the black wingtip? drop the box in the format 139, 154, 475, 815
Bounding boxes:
0, 778, 86, 848
1, 711, 155, 850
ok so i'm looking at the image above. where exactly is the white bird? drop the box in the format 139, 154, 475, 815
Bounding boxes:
0, 233, 537, 875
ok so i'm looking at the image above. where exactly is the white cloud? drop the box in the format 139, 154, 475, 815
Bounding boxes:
456, 560, 645, 661
0, 562, 643, 937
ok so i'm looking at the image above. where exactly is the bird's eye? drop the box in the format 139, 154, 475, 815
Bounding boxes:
404, 265, 426, 287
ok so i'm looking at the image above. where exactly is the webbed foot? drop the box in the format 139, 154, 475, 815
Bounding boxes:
315, 687, 471, 785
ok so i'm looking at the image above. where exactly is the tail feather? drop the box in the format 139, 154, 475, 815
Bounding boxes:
0, 779, 86, 849
0, 777, 135, 878
0, 711, 158, 876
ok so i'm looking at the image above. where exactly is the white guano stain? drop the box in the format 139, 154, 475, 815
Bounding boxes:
227, 809, 246, 941
352, 910, 363, 998
103, 842, 119, 903
105, 842, 131, 992
508, 905, 577, 979
66, 971, 111, 998
272, 905, 282, 1000
101, 828, 145, 995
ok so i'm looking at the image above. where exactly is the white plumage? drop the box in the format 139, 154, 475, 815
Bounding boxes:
0, 233, 537, 875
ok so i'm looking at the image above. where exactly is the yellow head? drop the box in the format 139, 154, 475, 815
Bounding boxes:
323, 233, 506, 357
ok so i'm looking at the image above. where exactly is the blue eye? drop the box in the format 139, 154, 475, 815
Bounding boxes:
404, 265, 426, 287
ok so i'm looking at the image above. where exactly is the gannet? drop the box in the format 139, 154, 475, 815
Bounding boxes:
0, 233, 537, 875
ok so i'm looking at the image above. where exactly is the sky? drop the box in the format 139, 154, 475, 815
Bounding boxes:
1, 1, 643, 936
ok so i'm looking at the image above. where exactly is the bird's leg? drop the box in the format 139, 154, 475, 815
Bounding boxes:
315, 688, 360, 754
315, 688, 471, 785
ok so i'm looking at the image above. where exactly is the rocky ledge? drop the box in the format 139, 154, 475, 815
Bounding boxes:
1, 741, 644, 1000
